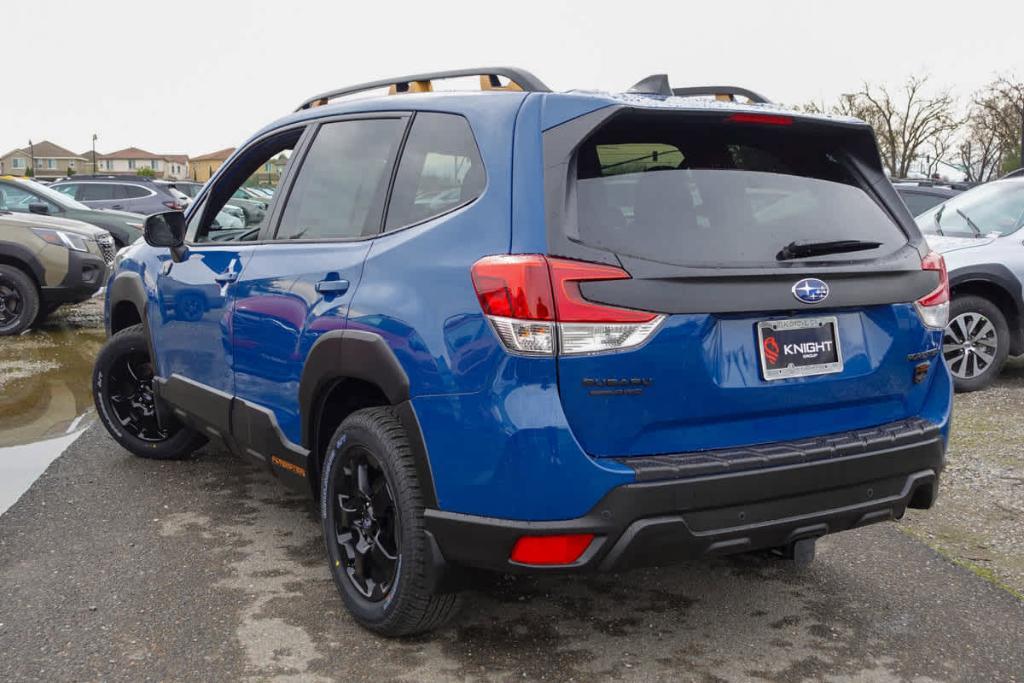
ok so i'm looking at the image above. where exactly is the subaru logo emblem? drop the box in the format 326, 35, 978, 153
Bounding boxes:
792, 278, 829, 304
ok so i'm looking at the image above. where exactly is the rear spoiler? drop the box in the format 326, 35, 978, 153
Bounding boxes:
628, 74, 771, 104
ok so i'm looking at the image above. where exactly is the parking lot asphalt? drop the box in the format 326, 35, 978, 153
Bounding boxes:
1, 425, 1022, 682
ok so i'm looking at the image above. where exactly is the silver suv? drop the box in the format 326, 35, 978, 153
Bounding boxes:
919, 177, 1024, 391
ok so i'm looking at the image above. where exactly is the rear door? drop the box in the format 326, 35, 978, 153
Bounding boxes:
76, 182, 120, 210
230, 114, 408, 451
545, 108, 940, 457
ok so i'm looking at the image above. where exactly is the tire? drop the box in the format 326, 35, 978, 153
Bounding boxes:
92, 324, 206, 459
321, 407, 460, 636
944, 295, 1010, 393
0, 264, 40, 336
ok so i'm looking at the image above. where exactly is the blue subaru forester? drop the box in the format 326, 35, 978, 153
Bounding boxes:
93, 67, 952, 636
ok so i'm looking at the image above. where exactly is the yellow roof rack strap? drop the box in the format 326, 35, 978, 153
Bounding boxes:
387, 80, 434, 95
479, 75, 523, 92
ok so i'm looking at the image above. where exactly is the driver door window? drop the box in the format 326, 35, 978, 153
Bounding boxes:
190, 129, 300, 243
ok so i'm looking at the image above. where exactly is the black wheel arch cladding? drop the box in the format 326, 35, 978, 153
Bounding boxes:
299, 329, 437, 508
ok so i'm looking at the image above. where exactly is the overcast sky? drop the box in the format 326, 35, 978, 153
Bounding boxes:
3, 0, 1022, 158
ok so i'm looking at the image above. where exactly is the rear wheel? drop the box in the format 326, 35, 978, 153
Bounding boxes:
943, 295, 1009, 393
92, 324, 206, 459
321, 407, 460, 636
0, 264, 40, 336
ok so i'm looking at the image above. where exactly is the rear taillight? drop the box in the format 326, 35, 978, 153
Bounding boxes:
162, 200, 184, 211
915, 251, 949, 329
471, 255, 664, 356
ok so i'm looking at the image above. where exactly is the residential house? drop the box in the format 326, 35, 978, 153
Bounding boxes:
95, 147, 190, 180
251, 153, 289, 186
0, 141, 86, 180
190, 148, 235, 182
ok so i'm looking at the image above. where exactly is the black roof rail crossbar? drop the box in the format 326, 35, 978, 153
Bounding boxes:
671, 85, 771, 104
627, 75, 771, 104
295, 66, 550, 111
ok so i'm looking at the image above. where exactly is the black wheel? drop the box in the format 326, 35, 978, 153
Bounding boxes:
0, 264, 40, 336
943, 295, 1009, 393
92, 324, 206, 459
321, 407, 460, 636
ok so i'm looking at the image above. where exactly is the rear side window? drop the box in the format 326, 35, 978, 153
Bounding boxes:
78, 184, 116, 201
54, 184, 78, 199
571, 112, 907, 266
122, 185, 150, 199
384, 113, 485, 231
275, 118, 404, 240
900, 190, 945, 216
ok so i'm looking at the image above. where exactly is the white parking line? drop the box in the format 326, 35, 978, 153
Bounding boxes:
0, 426, 90, 517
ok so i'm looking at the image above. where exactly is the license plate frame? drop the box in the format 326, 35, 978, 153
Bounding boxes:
757, 316, 843, 381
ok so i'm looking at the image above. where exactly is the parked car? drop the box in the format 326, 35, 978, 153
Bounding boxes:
1002, 167, 1024, 179
163, 180, 204, 199
0, 175, 144, 248
51, 176, 185, 215
227, 188, 267, 226
93, 67, 951, 636
0, 189, 113, 333
893, 180, 965, 216
154, 181, 192, 206
917, 177, 1024, 391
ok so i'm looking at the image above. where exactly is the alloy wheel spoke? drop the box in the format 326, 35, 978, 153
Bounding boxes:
373, 530, 398, 560
975, 345, 995, 365
974, 320, 995, 342
952, 316, 970, 343
357, 462, 371, 499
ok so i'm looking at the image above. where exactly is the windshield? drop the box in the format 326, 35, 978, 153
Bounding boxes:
917, 180, 1024, 238
572, 113, 907, 267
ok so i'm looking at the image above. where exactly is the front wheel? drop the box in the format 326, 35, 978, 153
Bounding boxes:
943, 295, 1009, 393
321, 407, 460, 636
0, 264, 40, 336
92, 324, 206, 459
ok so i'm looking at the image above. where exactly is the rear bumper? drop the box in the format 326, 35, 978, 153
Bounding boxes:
425, 418, 945, 573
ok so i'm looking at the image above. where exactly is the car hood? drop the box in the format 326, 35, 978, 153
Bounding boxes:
925, 234, 998, 254
0, 211, 110, 239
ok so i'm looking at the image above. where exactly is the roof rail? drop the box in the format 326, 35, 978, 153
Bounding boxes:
627, 74, 771, 104
295, 67, 550, 111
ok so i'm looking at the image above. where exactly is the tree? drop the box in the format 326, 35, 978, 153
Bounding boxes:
973, 75, 1024, 175
136, 167, 156, 177
24, 166, 33, 177
836, 76, 960, 178
66, 168, 76, 177
959, 89, 1012, 182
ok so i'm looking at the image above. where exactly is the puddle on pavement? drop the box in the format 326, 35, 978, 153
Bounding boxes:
0, 299, 105, 514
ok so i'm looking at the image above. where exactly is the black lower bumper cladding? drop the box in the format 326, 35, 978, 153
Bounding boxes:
425, 418, 945, 573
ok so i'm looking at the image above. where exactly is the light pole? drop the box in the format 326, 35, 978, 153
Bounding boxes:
28, 139, 34, 175
92, 133, 98, 174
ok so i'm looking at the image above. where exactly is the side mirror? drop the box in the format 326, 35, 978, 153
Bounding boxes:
28, 203, 50, 215
144, 211, 188, 262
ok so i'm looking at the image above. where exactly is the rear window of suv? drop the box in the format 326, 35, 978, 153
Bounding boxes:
571, 111, 907, 266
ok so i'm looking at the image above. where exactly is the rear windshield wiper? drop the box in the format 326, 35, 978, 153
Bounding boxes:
777, 239, 883, 261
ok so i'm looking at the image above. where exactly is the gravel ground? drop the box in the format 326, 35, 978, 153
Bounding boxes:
903, 357, 1024, 598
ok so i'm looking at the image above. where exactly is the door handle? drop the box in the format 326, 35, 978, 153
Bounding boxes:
316, 278, 349, 295
111, 204, 123, 210
214, 271, 239, 284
